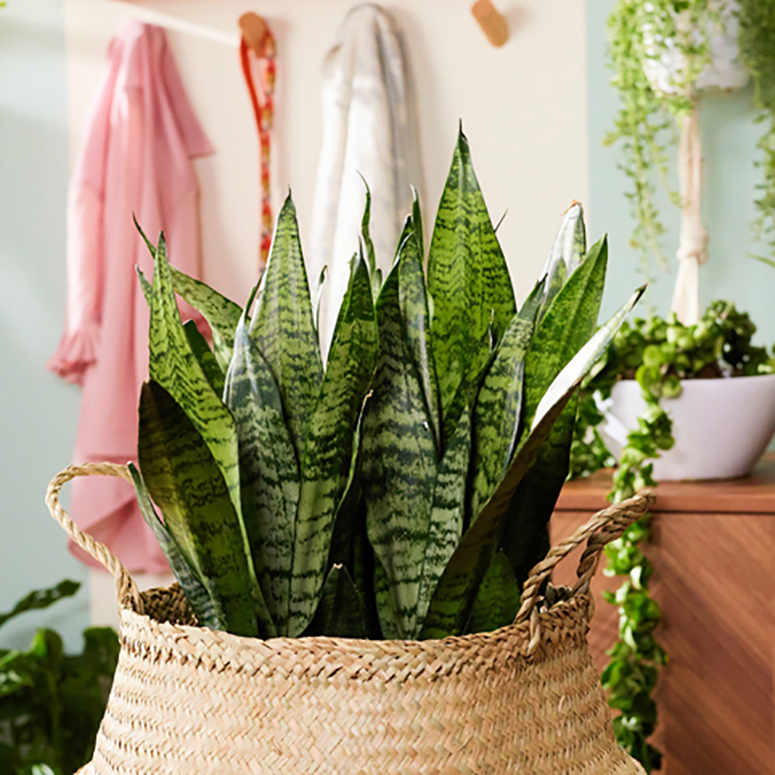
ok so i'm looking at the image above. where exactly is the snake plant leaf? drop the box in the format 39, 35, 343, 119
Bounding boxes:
373, 562, 401, 639
302, 565, 367, 639
540, 202, 587, 317
414, 406, 471, 637
138, 381, 259, 638
502, 237, 608, 584
398, 224, 441, 455
468, 291, 543, 523
466, 550, 520, 634
137, 266, 153, 306
0, 581, 80, 630
128, 463, 219, 630
249, 194, 323, 460
420, 286, 644, 639
290, 252, 378, 636
147, 233, 244, 529
362, 261, 437, 640
224, 316, 299, 637
359, 179, 382, 299
168, 266, 244, 372
184, 320, 225, 399
428, 126, 516, 423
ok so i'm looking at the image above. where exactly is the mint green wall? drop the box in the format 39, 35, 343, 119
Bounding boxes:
0, 0, 89, 650
588, 0, 775, 347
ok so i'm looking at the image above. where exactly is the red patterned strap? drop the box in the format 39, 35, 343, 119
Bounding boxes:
240, 29, 276, 267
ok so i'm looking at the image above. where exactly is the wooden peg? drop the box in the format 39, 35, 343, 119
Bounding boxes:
239, 12, 269, 57
471, 0, 509, 47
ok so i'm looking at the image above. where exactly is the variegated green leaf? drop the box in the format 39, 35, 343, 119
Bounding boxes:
302, 565, 367, 639
224, 316, 298, 636
290, 253, 378, 636
414, 407, 471, 636
147, 234, 244, 529
362, 262, 437, 640
427, 127, 516, 424
503, 237, 608, 584
398, 221, 441, 455
466, 550, 520, 634
137, 381, 259, 638
184, 320, 225, 399
249, 194, 323, 459
540, 202, 587, 317
468, 291, 543, 522
137, 266, 153, 305
169, 265, 244, 372
128, 463, 219, 629
420, 286, 644, 638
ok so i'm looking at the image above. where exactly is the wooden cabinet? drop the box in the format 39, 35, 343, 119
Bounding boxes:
552, 459, 775, 775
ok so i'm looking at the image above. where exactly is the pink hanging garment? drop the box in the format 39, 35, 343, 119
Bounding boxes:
47, 22, 214, 574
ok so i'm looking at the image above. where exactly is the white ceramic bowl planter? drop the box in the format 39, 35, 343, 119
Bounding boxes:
600, 374, 775, 481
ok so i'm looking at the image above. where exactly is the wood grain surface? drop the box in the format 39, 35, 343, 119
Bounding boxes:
552, 461, 775, 775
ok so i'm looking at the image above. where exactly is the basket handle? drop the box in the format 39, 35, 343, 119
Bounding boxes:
46, 463, 143, 613
514, 489, 655, 653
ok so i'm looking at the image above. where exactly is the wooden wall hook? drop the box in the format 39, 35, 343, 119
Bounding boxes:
239, 11, 270, 57
471, 0, 509, 47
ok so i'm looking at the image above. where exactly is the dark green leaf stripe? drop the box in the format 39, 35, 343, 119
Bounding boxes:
303, 565, 367, 639
420, 287, 644, 639
540, 202, 587, 317
466, 550, 520, 635
361, 262, 437, 639
291, 254, 378, 636
147, 235, 244, 528
224, 318, 299, 636
137, 381, 259, 638
398, 223, 441, 455
428, 127, 516, 421
128, 463, 219, 630
250, 194, 323, 459
184, 320, 225, 399
169, 265, 244, 371
414, 407, 471, 636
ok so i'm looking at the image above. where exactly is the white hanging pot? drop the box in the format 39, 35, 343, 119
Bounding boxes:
599, 374, 775, 481
642, 0, 749, 95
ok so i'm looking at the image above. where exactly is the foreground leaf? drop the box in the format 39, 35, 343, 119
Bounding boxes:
225, 316, 299, 636
428, 127, 516, 425
184, 320, 225, 398
540, 202, 586, 317
250, 195, 323, 460
503, 237, 608, 583
138, 381, 260, 637
128, 463, 219, 629
302, 565, 367, 639
466, 551, 520, 634
414, 407, 471, 636
291, 253, 378, 636
362, 262, 437, 639
420, 286, 644, 638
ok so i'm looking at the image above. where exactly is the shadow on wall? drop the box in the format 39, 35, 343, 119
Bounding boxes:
0, 0, 90, 651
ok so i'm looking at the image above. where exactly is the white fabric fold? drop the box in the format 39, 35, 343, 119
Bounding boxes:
310, 4, 423, 351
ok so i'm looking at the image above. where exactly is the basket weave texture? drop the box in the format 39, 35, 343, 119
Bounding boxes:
48, 463, 652, 775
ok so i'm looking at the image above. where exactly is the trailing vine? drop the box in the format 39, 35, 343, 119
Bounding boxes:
606, 0, 775, 275
570, 300, 774, 771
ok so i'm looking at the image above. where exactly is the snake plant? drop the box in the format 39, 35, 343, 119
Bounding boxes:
133, 128, 643, 640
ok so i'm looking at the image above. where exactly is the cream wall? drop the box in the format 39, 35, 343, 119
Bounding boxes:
63, 0, 589, 306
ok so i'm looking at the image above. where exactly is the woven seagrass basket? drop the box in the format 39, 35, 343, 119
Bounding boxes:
47, 463, 653, 775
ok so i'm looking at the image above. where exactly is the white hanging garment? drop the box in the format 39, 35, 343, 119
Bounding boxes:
310, 4, 423, 350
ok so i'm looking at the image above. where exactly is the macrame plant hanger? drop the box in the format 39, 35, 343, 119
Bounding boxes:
239, 13, 277, 267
